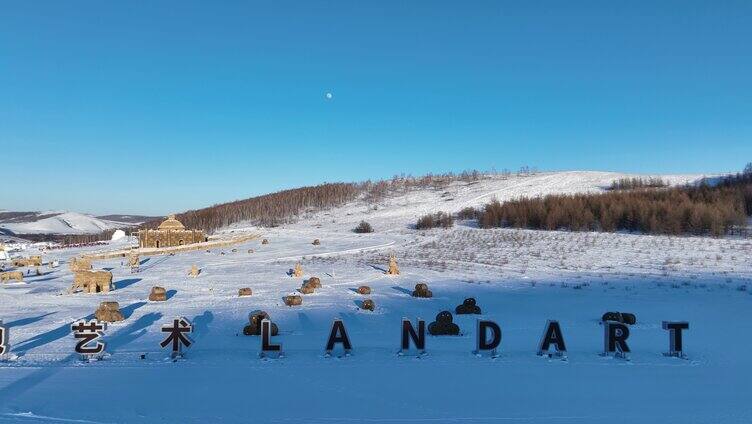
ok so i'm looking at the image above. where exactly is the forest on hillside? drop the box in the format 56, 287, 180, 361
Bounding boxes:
140, 170, 485, 234
477, 165, 752, 237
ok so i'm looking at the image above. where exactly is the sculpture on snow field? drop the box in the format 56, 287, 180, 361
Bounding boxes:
238, 287, 253, 297
243, 310, 278, 336
412, 283, 433, 298
283, 295, 303, 306
71, 270, 113, 294
428, 311, 460, 336
291, 263, 303, 278
357, 285, 371, 295
0, 271, 23, 283
189, 265, 201, 278
386, 255, 400, 275
94, 302, 125, 322
13, 256, 42, 267
149, 286, 167, 301
299, 276, 321, 294
137, 215, 206, 248
361, 299, 375, 311
455, 298, 481, 314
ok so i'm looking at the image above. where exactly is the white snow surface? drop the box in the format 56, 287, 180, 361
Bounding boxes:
1, 171, 750, 423
0, 212, 133, 235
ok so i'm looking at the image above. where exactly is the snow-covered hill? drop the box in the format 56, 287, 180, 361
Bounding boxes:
223, 170, 708, 234
0, 211, 137, 235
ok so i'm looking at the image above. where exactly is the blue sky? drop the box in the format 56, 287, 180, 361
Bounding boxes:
1, 1, 750, 215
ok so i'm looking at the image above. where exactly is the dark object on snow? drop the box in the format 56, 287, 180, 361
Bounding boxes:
428, 310, 460, 335
601, 312, 637, 325
455, 297, 481, 314
299, 284, 315, 294
261, 239, 269, 245
353, 221, 374, 233
357, 285, 371, 295
148, 286, 167, 302
361, 299, 375, 311
306, 277, 322, 288
283, 295, 302, 306
243, 310, 278, 336
312, 239, 320, 245
238, 287, 252, 297
412, 283, 433, 298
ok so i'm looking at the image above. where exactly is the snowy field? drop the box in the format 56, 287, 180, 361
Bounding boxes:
1, 172, 751, 423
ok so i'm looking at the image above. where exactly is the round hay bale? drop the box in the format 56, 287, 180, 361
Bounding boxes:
283, 295, 302, 306
299, 284, 315, 295
312, 239, 320, 245
238, 287, 253, 297
412, 283, 433, 298
95, 301, 124, 322
357, 285, 371, 295
362, 299, 375, 311
306, 277, 321, 289
148, 286, 167, 302
261, 239, 269, 245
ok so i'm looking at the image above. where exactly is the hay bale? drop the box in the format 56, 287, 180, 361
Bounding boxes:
261, 239, 269, 245
306, 277, 321, 289
428, 310, 460, 335
94, 301, 124, 322
148, 286, 167, 301
312, 239, 320, 245
0, 271, 23, 283
283, 295, 302, 306
357, 285, 371, 295
238, 287, 253, 297
243, 310, 278, 336
386, 255, 400, 275
412, 283, 433, 298
455, 297, 481, 314
72, 270, 113, 294
299, 285, 315, 294
247, 249, 254, 254
361, 299, 375, 311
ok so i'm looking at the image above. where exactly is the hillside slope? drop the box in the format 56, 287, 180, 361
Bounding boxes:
0, 211, 136, 235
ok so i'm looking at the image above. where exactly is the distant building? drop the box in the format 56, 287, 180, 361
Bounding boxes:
138, 215, 206, 248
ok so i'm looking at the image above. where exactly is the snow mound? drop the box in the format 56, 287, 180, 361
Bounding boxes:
110, 229, 127, 241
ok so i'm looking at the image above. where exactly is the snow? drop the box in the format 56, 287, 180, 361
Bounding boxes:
0, 171, 750, 423
109, 230, 126, 241
0, 212, 134, 235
